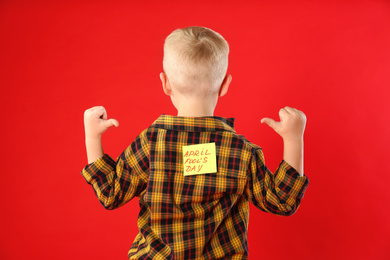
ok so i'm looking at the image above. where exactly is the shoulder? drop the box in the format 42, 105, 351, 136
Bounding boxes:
120, 128, 151, 161
235, 133, 262, 152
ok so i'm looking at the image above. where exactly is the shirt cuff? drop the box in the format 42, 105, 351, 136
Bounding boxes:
279, 160, 307, 177
81, 154, 116, 184
277, 160, 309, 200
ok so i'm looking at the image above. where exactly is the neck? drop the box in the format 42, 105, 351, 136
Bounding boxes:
177, 107, 215, 117
174, 96, 217, 117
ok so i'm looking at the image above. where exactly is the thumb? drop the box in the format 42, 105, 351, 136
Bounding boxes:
261, 117, 280, 132
104, 118, 119, 129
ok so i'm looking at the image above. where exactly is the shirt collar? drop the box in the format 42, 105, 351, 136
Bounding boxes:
151, 114, 236, 133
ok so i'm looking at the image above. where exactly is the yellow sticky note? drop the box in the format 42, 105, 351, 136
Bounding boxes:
182, 142, 217, 176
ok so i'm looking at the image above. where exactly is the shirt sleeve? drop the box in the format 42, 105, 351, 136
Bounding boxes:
81, 131, 149, 210
245, 147, 309, 216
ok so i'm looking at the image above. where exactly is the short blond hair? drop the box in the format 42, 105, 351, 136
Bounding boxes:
163, 26, 229, 97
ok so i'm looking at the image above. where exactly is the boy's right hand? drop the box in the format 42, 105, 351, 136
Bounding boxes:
260, 106, 306, 142
84, 106, 119, 139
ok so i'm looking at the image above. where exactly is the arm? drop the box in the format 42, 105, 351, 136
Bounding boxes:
261, 106, 306, 176
82, 107, 148, 209
245, 148, 309, 216
243, 107, 308, 215
84, 106, 119, 164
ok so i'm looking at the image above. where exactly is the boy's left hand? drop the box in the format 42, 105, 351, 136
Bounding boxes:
260, 106, 306, 142
261, 106, 306, 176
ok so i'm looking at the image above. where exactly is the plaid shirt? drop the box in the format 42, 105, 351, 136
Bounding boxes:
82, 115, 309, 259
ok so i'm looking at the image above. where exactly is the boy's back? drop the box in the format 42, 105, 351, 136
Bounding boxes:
82, 115, 308, 259
82, 27, 309, 259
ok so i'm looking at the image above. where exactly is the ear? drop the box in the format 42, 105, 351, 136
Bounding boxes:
160, 72, 172, 95
219, 74, 232, 97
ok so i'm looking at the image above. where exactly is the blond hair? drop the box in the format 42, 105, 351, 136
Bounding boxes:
163, 26, 229, 97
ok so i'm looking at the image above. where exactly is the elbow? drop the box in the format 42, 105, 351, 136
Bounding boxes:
279, 208, 298, 217
264, 200, 300, 216
100, 201, 118, 210
97, 194, 118, 210
103, 204, 115, 210
279, 203, 302, 216
99, 200, 113, 210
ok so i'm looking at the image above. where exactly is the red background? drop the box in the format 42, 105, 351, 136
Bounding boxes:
1, 1, 389, 259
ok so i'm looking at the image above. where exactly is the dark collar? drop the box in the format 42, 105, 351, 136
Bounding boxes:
151, 114, 236, 133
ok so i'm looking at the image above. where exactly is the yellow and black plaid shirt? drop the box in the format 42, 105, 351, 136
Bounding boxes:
82, 115, 309, 259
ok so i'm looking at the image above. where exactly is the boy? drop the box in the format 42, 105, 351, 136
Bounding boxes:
82, 26, 309, 259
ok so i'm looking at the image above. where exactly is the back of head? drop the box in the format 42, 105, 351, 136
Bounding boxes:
163, 26, 229, 97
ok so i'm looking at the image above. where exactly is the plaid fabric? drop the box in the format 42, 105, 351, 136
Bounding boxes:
82, 115, 309, 259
